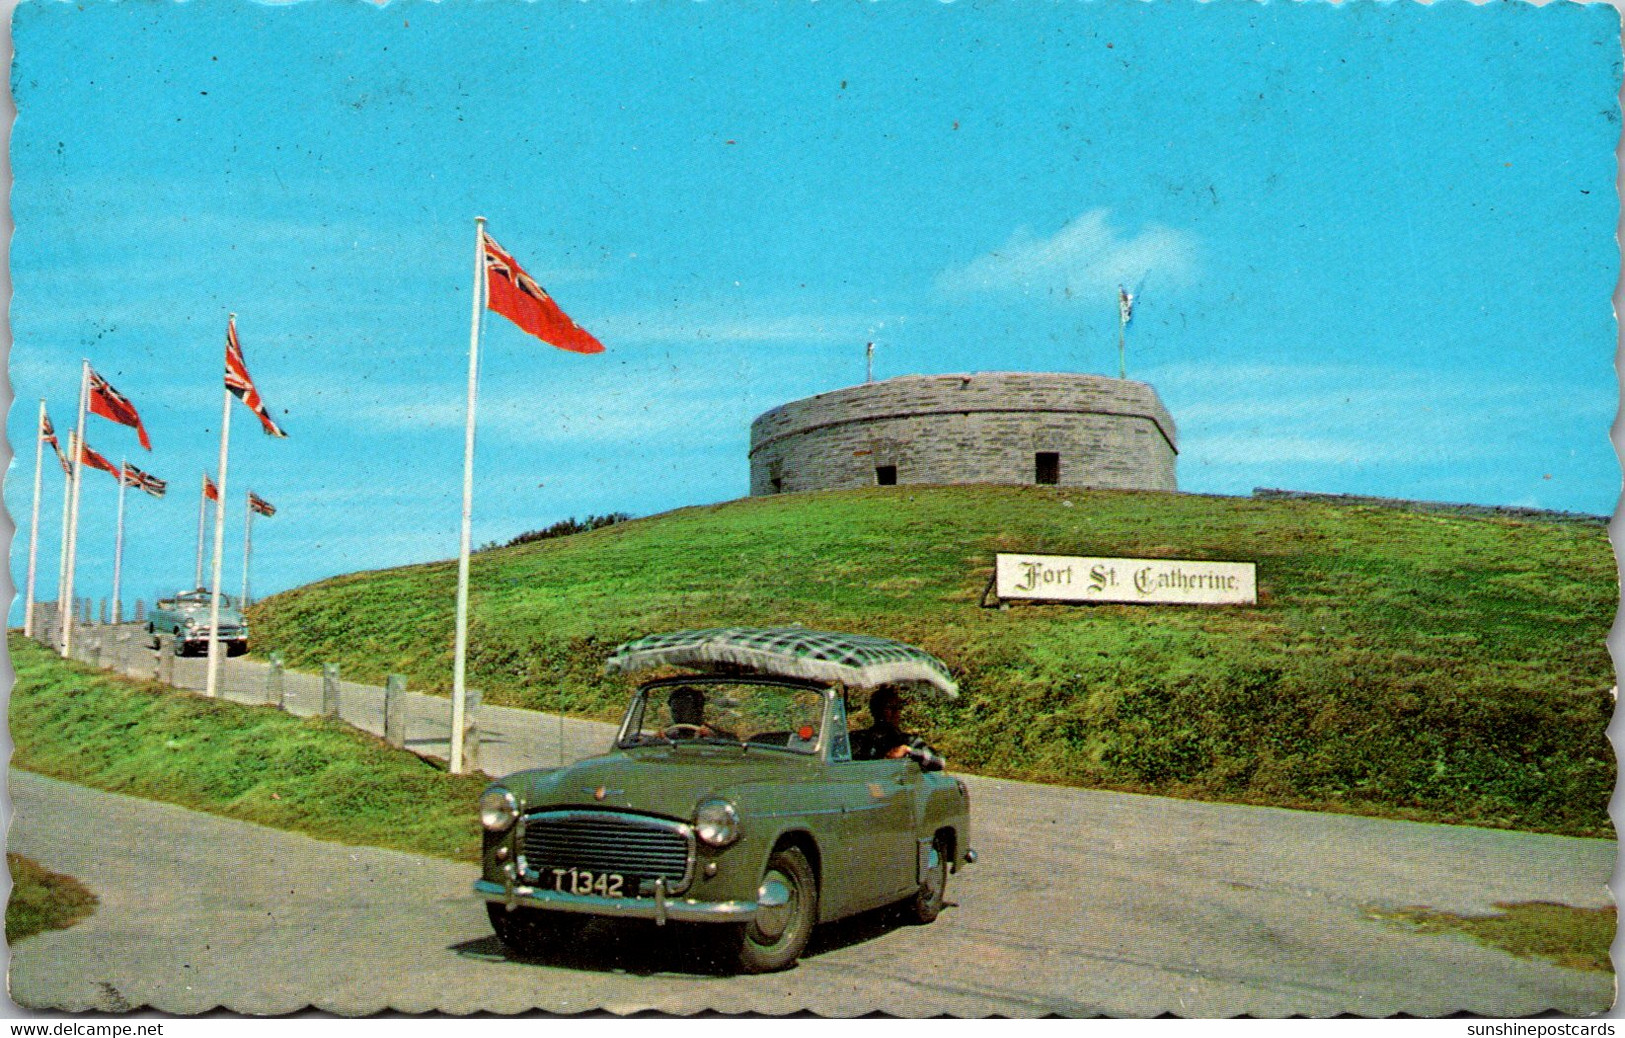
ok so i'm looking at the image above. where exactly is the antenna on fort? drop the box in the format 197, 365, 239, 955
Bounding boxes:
865, 341, 876, 383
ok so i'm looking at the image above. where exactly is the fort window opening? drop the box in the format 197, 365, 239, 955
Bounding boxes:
876, 465, 898, 486
1035, 452, 1060, 485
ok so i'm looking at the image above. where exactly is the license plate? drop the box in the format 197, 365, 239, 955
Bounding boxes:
545, 867, 628, 898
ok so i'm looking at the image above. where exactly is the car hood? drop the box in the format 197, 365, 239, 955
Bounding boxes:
499, 747, 815, 822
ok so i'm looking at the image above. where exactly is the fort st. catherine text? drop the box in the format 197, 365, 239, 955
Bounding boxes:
1013, 560, 1242, 596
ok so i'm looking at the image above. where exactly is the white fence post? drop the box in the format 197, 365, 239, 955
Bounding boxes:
321, 663, 341, 719
384, 675, 408, 748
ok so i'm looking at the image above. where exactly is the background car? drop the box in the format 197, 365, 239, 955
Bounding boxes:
475, 626, 973, 973
148, 589, 249, 657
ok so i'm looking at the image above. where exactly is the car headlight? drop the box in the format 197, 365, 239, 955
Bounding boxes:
479, 786, 520, 832
694, 798, 740, 847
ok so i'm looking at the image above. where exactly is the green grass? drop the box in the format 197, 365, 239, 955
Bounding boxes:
249, 486, 1616, 837
6, 854, 98, 943
9, 635, 487, 861
1371, 902, 1616, 973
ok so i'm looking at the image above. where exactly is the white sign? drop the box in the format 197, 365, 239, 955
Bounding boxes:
995, 553, 1257, 606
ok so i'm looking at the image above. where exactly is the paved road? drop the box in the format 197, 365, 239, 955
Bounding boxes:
8, 763, 1613, 1017
67, 624, 615, 773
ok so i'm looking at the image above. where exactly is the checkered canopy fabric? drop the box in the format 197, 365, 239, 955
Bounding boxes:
605, 626, 958, 698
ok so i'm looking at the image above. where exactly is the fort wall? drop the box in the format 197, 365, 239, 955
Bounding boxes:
748, 373, 1178, 495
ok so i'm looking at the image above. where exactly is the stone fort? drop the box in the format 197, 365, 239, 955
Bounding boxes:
749, 372, 1178, 496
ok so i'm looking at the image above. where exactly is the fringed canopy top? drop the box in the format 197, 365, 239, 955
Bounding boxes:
605, 626, 959, 698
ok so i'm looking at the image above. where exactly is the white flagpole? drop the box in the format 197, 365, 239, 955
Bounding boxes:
195, 473, 208, 589
451, 216, 488, 776
112, 457, 128, 624
206, 322, 236, 699
241, 491, 253, 606
54, 432, 74, 650
1117, 286, 1132, 381
61, 361, 90, 657
23, 400, 47, 637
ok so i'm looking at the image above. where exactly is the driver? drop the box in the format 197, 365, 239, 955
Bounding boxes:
664, 686, 736, 741
849, 687, 944, 771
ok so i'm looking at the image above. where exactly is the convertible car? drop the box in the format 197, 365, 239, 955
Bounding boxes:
475, 626, 974, 973
148, 589, 249, 656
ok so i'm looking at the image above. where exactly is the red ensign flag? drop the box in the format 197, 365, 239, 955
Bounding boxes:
78, 441, 121, 479
88, 370, 152, 450
204, 474, 220, 503
481, 232, 605, 354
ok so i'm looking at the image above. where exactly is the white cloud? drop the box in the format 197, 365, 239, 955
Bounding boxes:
937, 209, 1198, 302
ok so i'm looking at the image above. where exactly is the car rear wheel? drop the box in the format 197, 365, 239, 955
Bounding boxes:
904, 836, 948, 925
486, 903, 582, 957
734, 845, 817, 973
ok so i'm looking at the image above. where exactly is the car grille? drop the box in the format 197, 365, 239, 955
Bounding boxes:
520, 811, 694, 893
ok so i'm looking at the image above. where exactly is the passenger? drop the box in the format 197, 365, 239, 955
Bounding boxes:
849, 688, 944, 771
664, 686, 736, 741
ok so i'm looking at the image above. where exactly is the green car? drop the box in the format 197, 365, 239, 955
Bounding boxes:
475, 626, 975, 973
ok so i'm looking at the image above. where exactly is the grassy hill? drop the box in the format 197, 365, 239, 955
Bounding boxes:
250, 487, 1617, 836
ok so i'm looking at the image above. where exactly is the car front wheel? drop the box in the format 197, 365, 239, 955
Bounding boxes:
734, 845, 817, 973
486, 903, 582, 957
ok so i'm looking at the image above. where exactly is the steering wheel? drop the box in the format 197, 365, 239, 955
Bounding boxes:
662, 723, 707, 739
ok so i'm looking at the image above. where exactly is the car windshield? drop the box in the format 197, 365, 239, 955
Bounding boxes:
619, 680, 828, 754
172, 591, 234, 608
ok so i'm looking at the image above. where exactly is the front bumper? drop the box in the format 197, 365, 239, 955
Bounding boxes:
474, 878, 759, 925
181, 631, 247, 645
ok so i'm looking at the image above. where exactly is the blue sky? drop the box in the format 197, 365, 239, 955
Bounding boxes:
7, 1, 1620, 618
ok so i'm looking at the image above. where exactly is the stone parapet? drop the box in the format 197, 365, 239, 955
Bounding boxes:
749, 372, 1178, 496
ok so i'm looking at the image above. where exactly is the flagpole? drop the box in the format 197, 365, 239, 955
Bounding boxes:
23, 400, 47, 637
55, 433, 74, 651
241, 491, 253, 606
195, 474, 208, 589
451, 216, 488, 776
61, 360, 90, 657
206, 324, 236, 699
1118, 306, 1127, 380
1117, 286, 1132, 381
111, 456, 128, 625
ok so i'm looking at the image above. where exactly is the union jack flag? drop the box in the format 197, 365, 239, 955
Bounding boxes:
248, 492, 277, 518
41, 412, 70, 475
226, 317, 288, 438
88, 369, 152, 450
481, 230, 605, 355
122, 462, 167, 498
